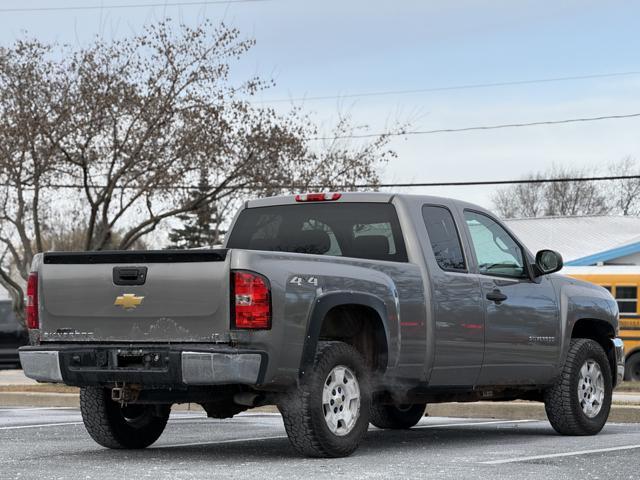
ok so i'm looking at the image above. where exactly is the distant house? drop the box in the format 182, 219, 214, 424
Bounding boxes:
504, 216, 640, 266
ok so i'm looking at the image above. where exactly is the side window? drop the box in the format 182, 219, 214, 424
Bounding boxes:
422, 205, 466, 272
615, 286, 637, 314
464, 210, 526, 279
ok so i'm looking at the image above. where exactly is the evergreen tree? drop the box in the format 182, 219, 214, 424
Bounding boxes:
167, 170, 224, 249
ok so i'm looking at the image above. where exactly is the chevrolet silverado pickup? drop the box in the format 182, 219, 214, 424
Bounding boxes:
20, 192, 625, 457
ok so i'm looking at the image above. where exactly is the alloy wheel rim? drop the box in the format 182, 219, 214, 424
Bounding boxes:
322, 365, 361, 436
577, 359, 605, 418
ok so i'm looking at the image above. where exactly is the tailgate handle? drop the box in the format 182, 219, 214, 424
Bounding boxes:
113, 266, 147, 286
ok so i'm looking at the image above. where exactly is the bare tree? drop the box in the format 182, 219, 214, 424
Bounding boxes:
0, 21, 400, 321
607, 157, 640, 216
492, 165, 611, 218
543, 165, 609, 217
492, 172, 547, 219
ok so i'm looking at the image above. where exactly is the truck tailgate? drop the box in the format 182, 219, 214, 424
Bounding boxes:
39, 250, 230, 342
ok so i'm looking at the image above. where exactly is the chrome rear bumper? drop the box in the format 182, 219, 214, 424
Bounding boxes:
612, 338, 625, 387
19, 345, 264, 386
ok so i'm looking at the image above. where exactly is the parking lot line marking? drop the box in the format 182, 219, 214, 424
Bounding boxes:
238, 412, 282, 417
483, 444, 640, 464
0, 407, 77, 412
157, 419, 538, 448
0, 414, 278, 432
0, 417, 218, 431
415, 419, 537, 429
0, 422, 84, 431
0, 415, 536, 435
156, 435, 288, 449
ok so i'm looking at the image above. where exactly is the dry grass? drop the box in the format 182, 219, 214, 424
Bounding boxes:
0, 384, 79, 394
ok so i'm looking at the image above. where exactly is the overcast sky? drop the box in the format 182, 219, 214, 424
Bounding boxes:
1, 0, 639, 209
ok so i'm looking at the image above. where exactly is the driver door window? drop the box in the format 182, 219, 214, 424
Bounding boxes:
464, 211, 526, 279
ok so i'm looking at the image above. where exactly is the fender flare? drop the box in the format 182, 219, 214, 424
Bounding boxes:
298, 292, 391, 378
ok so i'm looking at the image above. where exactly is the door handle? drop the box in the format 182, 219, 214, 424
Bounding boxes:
486, 289, 508, 304
113, 266, 147, 286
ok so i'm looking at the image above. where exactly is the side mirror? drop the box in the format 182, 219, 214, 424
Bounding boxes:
533, 249, 563, 276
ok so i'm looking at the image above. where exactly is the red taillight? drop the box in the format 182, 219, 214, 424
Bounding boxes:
26, 272, 39, 329
295, 192, 342, 202
232, 271, 271, 329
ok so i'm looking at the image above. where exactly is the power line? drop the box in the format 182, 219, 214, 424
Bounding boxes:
310, 112, 640, 141
258, 71, 640, 104
3, 174, 640, 191
349, 174, 640, 189
0, 0, 269, 13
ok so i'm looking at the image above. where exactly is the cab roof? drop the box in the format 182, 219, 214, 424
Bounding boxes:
245, 192, 486, 212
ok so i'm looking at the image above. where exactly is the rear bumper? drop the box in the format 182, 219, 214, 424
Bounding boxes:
19, 344, 267, 387
612, 338, 625, 387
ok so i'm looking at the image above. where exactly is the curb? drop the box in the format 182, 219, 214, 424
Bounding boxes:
426, 401, 640, 423
1, 392, 639, 422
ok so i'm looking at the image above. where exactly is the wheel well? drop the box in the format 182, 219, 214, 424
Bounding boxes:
571, 318, 616, 382
318, 304, 388, 372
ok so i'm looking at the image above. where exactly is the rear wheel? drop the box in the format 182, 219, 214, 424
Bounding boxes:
278, 341, 371, 458
624, 352, 640, 382
80, 386, 170, 449
544, 339, 612, 436
370, 401, 426, 429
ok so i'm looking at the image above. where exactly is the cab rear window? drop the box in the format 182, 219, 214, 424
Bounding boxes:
227, 203, 408, 262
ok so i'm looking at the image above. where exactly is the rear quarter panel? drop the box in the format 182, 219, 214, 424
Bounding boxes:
228, 249, 426, 388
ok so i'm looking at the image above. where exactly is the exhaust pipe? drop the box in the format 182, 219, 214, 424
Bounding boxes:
233, 392, 266, 407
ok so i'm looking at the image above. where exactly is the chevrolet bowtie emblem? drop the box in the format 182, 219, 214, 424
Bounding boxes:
114, 293, 144, 310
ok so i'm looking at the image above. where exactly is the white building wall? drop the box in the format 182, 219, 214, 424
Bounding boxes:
605, 252, 640, 266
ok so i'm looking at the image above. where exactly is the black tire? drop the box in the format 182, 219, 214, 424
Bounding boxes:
278, 341, 371, 458
544, 338, 612, 436
624, 352, 640, 382
80, 386, 170, 449
370, 401, 426, 429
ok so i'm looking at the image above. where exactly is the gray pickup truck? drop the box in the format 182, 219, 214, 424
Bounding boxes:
20, 192, 625, 457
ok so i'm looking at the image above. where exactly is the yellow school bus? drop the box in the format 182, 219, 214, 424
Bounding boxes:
562, 266, 640, 381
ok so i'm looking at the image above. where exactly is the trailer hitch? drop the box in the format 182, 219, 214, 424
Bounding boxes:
111, 383, 141, 405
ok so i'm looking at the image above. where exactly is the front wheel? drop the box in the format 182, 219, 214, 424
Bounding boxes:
544, 339, 612, 436
370, 401, 426, 429
278, 341, 371, 458
80, 386, 170, 449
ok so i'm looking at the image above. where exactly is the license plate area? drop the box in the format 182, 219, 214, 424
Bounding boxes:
64, 348, 169, 371
116, 349, 166, 369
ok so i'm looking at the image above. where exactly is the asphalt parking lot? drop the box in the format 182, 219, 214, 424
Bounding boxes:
0, 408, 638, 480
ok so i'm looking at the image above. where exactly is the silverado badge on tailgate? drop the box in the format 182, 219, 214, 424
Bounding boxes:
114, 293, 144, 310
